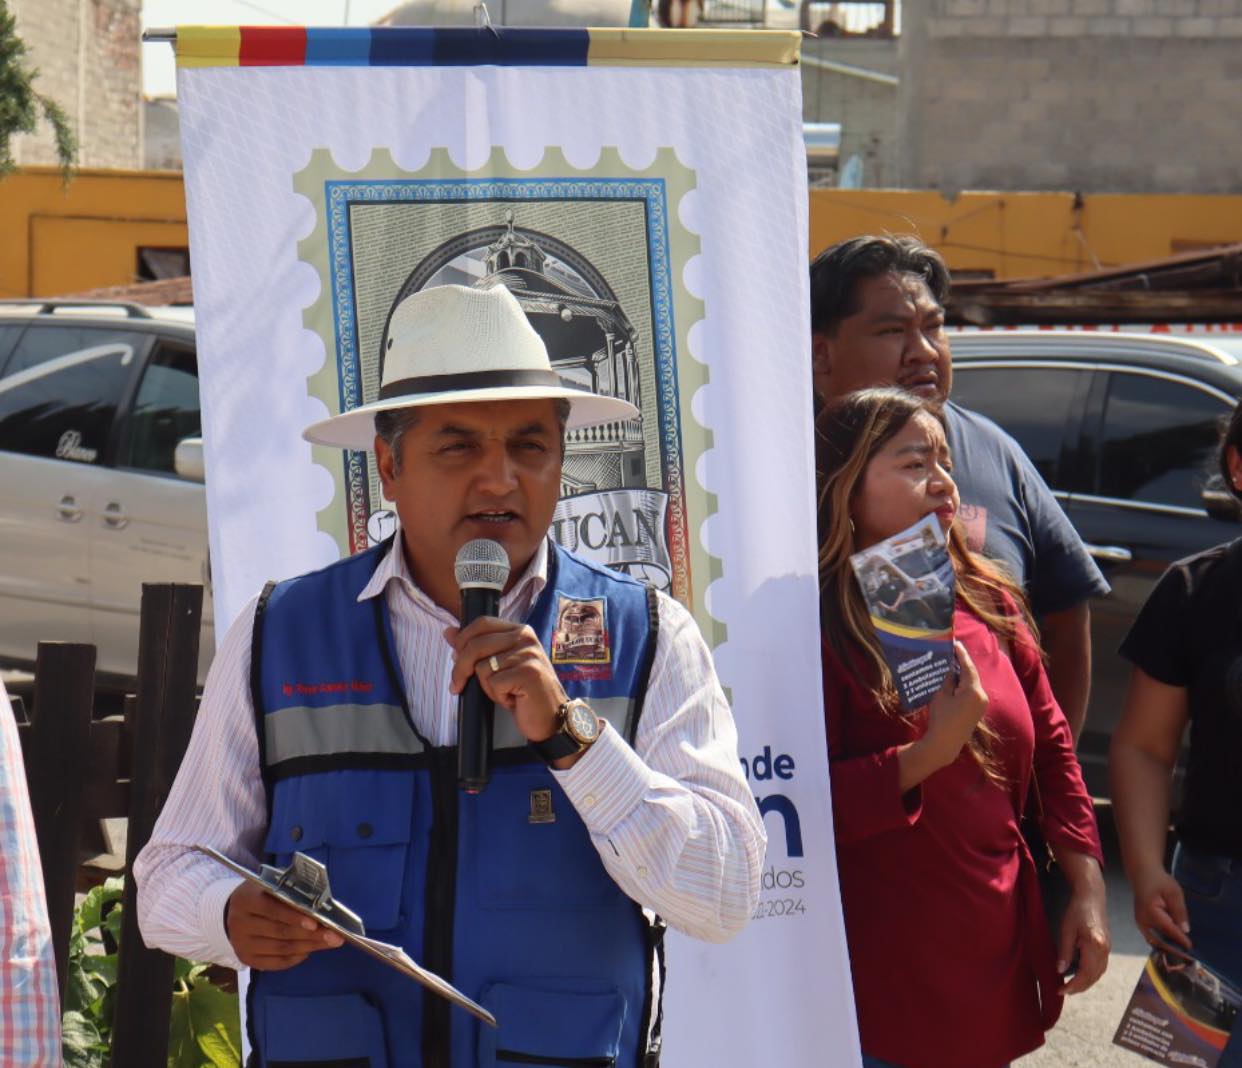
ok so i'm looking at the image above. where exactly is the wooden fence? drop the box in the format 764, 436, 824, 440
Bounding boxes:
18, 583, 206, 1066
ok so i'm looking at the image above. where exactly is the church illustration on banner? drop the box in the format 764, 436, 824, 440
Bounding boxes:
388, 211, 673, 591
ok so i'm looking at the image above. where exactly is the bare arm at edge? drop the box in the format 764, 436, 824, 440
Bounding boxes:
1109, 666, 1192, 951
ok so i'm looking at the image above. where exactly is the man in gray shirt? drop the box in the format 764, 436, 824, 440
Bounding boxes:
810, 235, 1109, 737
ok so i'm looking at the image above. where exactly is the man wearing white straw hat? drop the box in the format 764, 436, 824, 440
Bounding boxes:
136, 284, 765, 1068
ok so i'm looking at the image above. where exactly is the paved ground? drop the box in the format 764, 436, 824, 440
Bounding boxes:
1017, 804, 1151, 1068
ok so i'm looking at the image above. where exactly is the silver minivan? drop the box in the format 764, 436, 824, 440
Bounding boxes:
0, 301, 212, 688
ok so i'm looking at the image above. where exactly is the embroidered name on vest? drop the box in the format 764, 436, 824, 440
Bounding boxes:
280, 679, 376, 698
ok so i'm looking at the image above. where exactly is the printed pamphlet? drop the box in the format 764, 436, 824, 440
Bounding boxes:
1114, 939, 1241, 1067
849, 513, 955, 712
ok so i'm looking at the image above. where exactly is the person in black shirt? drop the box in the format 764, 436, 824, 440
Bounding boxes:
1112, 397, 1242, 1067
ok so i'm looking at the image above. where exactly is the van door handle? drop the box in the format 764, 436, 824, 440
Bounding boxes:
102, 501, 129, 529
57, 495, 83, 522
1084, 543, 1132, 563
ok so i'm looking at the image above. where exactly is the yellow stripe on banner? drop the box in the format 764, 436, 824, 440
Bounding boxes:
176, 26, 242, 68
588, 28, 800, 68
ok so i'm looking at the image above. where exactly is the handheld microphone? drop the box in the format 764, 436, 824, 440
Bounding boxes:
454, 538, 511, 794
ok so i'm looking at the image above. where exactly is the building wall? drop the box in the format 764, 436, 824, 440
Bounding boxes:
10, 0, 142, 171
0, 168, 187, 299
801, 38, 899, 188
3, 170, 1241, 300
809, 188, 1242, 279
144, 99, 182, 171
900, 0, 1242, 194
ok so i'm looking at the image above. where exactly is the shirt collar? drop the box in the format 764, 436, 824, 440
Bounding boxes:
357, 526, 550, 616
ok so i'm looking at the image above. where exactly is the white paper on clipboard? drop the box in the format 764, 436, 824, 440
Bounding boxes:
193, 844, 497, 1028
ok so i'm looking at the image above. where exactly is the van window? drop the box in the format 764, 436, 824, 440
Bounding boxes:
948, 365, 1085, 486
0, 331, 140, 463
4, 324, 147, 378
0, 323, 25, 375
121, 343, 200, 476
1098, 371, 1229, 510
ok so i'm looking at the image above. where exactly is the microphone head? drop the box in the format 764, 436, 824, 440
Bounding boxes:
454, 538, 511, 591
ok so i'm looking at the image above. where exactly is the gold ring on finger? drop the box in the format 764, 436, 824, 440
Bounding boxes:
488, 654, 501, 673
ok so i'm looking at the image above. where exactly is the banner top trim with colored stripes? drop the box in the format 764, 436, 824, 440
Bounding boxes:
174, 25, 801, 70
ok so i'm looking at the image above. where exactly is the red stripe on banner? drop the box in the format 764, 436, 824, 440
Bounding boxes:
239, 26, 307, 66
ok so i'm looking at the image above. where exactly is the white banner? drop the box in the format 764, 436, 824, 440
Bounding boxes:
177, 26, 857, 1066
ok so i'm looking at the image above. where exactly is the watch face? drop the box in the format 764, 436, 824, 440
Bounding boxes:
565, 701, 600, 745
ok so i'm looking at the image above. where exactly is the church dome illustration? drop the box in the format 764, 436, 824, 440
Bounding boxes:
395, 211, 649, 496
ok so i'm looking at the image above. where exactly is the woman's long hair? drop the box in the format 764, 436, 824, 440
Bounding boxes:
816, 388, 1037, 783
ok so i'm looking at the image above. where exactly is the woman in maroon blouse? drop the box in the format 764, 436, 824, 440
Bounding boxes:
818, 388, 1109, 1068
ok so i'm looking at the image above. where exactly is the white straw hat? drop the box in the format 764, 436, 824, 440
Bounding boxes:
303, 284, 640, 451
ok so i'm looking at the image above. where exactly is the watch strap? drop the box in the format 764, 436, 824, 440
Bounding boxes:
531, 699, 598, 763
530, 729, 583, 763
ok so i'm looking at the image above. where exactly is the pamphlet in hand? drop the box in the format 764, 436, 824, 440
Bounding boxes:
1113, 938, 1241, 1067
849, 513, 956, 712
193, 845, 497, 1028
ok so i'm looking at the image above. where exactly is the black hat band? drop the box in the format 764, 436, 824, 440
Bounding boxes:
378, 368, 564, 401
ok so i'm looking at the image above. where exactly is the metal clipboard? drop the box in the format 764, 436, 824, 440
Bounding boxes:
193, 845, 497, 1028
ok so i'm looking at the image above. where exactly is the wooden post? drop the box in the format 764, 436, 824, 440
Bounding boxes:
24, 642, 96, 1005
110, 583, 203, 1068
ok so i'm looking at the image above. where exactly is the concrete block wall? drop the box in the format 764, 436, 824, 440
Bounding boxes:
802, 38, 900, 187
143, 99, 182, 171
11, 0, 142, 171
900, 0, 1242, 192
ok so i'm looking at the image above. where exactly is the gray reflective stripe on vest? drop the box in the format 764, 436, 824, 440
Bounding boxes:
265, 703, 424, 763
492, 696, 636, 750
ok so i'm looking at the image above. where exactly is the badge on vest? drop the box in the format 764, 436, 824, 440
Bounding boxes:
551, 597, 611, 676
529, 788, 556, 824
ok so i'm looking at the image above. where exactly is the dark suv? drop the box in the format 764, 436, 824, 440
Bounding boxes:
947, 330, 1242, 797
0, 300, 211, 688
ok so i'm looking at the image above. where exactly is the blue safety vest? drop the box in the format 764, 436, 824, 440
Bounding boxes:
246, 539, 663, 1068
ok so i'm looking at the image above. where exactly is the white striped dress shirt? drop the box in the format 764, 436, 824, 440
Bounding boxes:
135, 536, 765, 970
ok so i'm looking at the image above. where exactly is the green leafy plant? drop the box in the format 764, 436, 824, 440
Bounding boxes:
63, 878, 242, 1068
0, 0, 78, 181
167, 959, 242, 1068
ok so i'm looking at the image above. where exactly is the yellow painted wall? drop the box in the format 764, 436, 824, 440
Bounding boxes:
808, 189, 1242, 279
0, 167, 187, 300
5, 169, 1242, 297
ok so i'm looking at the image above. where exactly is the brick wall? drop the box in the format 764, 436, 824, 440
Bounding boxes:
900, 0, 1242, 192
10, 0, 142, 171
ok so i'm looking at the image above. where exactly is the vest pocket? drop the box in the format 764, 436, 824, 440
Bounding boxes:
263, 772, 413, 933
269, 1061, 370, 1067
495, 1055, 615, 1066
260, 992, 388, 1066
477, 983, 624, 1068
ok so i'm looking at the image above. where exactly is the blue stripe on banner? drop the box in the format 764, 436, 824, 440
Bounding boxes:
305, 27, 373, 65
365, 26, 588, 67
367, 27, 437, 66
434, 27, 589, 66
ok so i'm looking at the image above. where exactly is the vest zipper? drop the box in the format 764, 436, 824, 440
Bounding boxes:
421, 746, 459, 1067
496, 1052, 616, 1067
